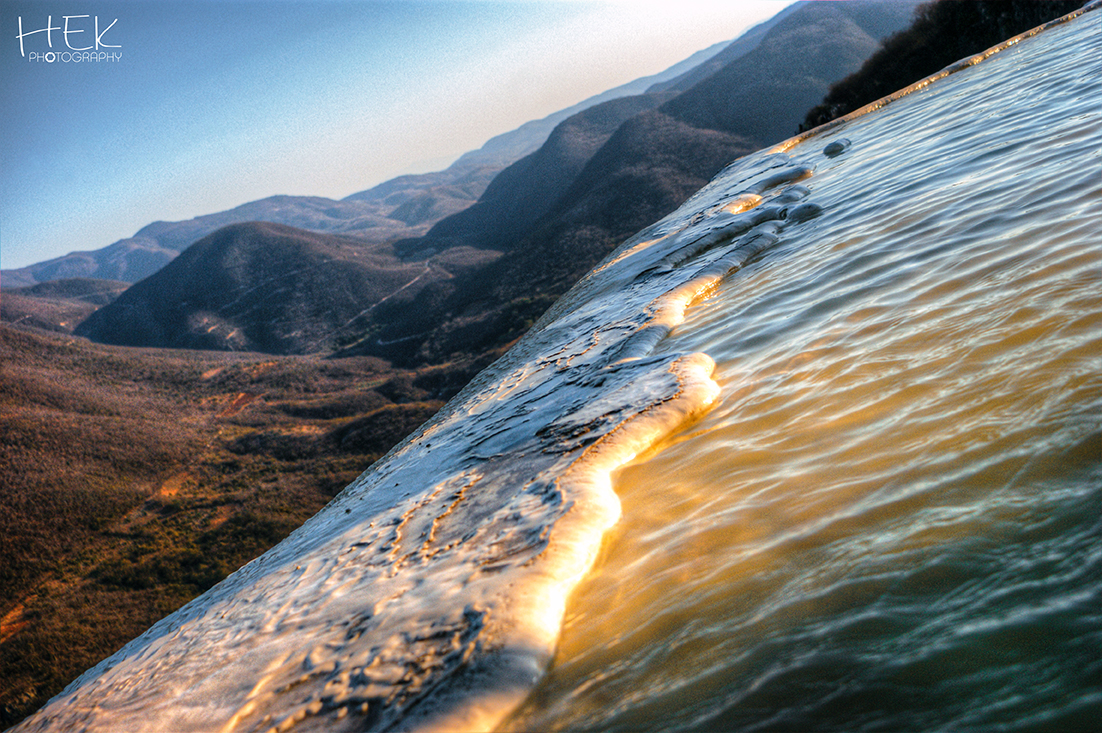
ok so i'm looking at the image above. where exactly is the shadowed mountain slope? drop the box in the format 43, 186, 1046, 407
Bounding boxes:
446, 37, 736, 171
661, 2, 887, 141
74, 222, 500, 354
409, 92, 678, 256
361, 0, 920, 365
800, 0, 1085, 130
645, 1, 803, 94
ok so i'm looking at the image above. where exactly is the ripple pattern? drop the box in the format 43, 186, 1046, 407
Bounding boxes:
504, 11, 1102, 733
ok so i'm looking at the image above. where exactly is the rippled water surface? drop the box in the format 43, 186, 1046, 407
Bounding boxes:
18, 8, 1101, 733
504, 13, 1101, 733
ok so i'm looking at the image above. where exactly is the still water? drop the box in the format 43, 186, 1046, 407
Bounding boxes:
504, 10, 1101, 732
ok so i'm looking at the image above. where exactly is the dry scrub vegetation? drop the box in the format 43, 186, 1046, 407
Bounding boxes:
0, 323, 496, 727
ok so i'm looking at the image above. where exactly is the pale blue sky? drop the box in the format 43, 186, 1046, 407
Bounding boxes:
1, 0, 791, 270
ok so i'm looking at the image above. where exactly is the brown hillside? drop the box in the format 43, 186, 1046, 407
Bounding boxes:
1, 279, 129, 334
0, 323, 499, 727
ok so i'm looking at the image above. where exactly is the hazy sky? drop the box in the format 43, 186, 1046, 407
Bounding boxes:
1, 0, 792, 271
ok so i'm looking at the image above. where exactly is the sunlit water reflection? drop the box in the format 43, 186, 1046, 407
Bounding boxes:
504, 11, 1101, 732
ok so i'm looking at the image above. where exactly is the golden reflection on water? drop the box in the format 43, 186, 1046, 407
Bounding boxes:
501, 12, 1101, 727
506, 216, 1100, 727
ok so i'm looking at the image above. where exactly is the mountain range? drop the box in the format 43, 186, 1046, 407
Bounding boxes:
36, 0, 921, 363
334, 0, 923, 365
1, 34, 732, 291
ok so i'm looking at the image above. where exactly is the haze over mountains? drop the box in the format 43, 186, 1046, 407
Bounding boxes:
3, 169, 498, 290
48, 1, 921, 362
2, 37, 731, 291
374, 0, 925, 365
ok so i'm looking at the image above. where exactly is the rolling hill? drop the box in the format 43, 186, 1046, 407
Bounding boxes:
73, 222, 500, 354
